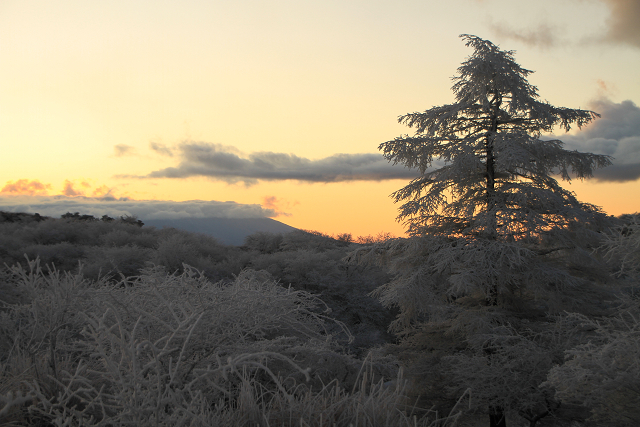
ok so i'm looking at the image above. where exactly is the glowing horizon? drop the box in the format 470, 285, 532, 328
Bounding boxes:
1, 0, 639, 237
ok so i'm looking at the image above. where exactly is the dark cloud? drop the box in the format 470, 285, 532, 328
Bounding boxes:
149, 141, 174, 157
0, 195, 277, 219
114, 144, 137, 157
600, 0, 640, 48
1, 179, 51, 196
489, 22, 559, 48
136, 142, 418, 185
555, 98, 640, 182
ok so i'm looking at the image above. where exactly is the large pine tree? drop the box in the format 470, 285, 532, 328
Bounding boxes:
369, 35, 615, 427
382, 35, 610, 241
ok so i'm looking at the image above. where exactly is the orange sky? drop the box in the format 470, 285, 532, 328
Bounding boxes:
1, 0, 639, 237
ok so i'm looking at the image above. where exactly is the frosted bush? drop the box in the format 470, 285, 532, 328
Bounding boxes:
545, 307, 640, 426
82, 245, 154, 280
244, 231, 284, 254
601, 213, 640, 279
0, 259, 446, 426
99, 228, 159, 249
20, 242, 86, 272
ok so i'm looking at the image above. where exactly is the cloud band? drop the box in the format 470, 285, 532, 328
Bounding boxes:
137, 144, 419, 185
0, 195, 276, 219
560, 98, 640, 182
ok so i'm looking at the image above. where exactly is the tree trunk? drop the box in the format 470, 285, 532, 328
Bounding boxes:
483, 333, 506, 427
484, 92, 501, 242
485, 91, 507, 427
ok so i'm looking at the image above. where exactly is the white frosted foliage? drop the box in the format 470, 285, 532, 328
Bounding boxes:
357, 35, 619, 427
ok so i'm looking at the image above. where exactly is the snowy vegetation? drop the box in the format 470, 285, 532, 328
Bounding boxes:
352, 35, 639, 427
1, 213, 428, 425
1, 35, 639, 426
0, 259, 439, 426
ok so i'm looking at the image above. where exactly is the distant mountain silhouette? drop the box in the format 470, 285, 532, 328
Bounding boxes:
142, 217, 298, 246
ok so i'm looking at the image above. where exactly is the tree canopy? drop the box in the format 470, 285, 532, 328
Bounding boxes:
381, 34, 611, 240
366, 35, 618, 427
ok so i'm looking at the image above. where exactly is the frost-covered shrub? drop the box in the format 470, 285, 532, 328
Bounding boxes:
152, 231, 201, 273
280, 230, 340, 252
443, 326, 558, 425
27, 219, 90, 245
283, 250, 338, 287
601, 213, 640, 280
545, 308, 640, 426
354, 232, 395, 245
98, 226, 159, 249
152, 228, 229, 275
249, 251, 290, 278
244, 231, 284, 254
248, 249, 343, 291
82, 244, 153, 279
0, 260, 437, 427
29, 218, 113, 246
0, 216, 158, 275
204, 249, 252, 280
0, 234, 26, 267
247, 246, 394, 354
20, 242, 86, 272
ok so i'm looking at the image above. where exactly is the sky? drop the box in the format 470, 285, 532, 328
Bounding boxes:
1, 0, 639, 238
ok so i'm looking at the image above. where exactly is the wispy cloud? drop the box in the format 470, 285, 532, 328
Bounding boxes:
490, 22, 559, 49
490, 0, 640, 49
62, 179, 84, 196
129, 143, 418, 186
1, 179, 52, 196
596, 79, 618, 98
0, 195, 278, 219
557, 98, 640, 182
149, 141, 174, 157
92, 185, 116, 198
114, 144, 137, 157
261, 196, 293, 217
3, 180, 125, 204
600, 0, 640, 48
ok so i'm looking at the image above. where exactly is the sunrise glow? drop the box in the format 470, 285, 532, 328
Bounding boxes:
1, 0, 639, 237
